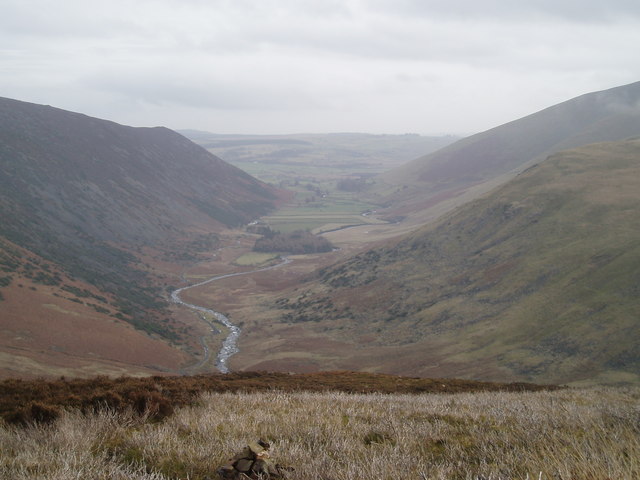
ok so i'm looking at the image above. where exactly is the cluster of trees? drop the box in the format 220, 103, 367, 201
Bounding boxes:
253, 230, 334, 254
336, 177, 368, 192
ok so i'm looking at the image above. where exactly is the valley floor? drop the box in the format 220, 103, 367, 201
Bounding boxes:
2, 386, 638, 479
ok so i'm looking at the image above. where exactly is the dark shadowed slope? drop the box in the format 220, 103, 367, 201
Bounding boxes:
0, 97, 281, 244
271, 139, 640, 385
376, 81, 640, 220
0, 97, 284, 347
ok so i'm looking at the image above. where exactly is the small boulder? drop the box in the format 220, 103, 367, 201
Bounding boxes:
217, 439, 290, 479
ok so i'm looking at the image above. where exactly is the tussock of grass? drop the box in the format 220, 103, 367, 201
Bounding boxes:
1, 387, 638, 479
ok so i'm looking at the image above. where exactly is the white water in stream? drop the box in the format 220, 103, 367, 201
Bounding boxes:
170, 257, 291, 373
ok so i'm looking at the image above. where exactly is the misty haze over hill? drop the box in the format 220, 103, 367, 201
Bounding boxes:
375, 81, 640, 220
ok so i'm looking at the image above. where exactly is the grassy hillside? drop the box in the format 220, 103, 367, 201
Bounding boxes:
1, 384, 637, 480
373, 80, 640, 222
268, 139, 640, 385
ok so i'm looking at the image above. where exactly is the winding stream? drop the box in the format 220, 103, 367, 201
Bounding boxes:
171, 257, 291, 373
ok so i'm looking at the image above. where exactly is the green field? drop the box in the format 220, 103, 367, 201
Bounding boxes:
232, 252, 280, 266
260, 191, 384, 233
212, 150, 386, 233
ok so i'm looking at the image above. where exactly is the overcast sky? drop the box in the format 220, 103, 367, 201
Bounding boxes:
2, 0, 640, 135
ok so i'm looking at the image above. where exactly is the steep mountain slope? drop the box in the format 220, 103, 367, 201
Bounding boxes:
0, 97, 284, 376
267, 139, 640, 385
0, 97, 281, 243
374, 81, 640, 221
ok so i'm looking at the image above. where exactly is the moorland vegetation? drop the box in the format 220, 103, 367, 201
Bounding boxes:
0, 375, 637, 480
0, 371, 549, 424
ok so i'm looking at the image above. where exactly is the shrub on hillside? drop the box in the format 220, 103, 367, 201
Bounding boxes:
6, 401, 61, 425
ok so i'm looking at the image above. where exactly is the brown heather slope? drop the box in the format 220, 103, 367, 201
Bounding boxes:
239, 139, 640, 386
0, 370, 554, 425
371, 80, 640, 224
0, 237, 199, 378
0, 279, 189, 378
0, 97, 287, 377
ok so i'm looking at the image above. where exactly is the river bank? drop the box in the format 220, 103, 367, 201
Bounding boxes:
171, 257, 292, 373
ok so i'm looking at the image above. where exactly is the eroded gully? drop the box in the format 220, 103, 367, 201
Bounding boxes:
171, 257, 291, 373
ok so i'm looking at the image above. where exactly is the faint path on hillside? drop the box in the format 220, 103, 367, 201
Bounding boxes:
183, 313, 219, 372
171, 256, 292, 374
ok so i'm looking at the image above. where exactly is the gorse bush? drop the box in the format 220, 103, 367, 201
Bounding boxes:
1, 387, 638, 480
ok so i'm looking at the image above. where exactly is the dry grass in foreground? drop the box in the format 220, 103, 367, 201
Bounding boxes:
0, 371, 552, 425
1, 387, 638, 480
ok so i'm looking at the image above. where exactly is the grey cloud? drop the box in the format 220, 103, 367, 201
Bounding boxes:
0, 0, 137, 38
186, 2, 640, 70
2, 0, 640, 135
85, 71, 321, 111
225, 12, 495, 64
368, 0, 640, 22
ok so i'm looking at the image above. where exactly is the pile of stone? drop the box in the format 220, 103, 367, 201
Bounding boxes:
217, 440, 290, 479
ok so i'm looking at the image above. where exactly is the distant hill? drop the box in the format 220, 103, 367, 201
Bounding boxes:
374, 81, 640, 222
270, 139, 640, 385
0, 97, 284, 376
179, 131, 459, 174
